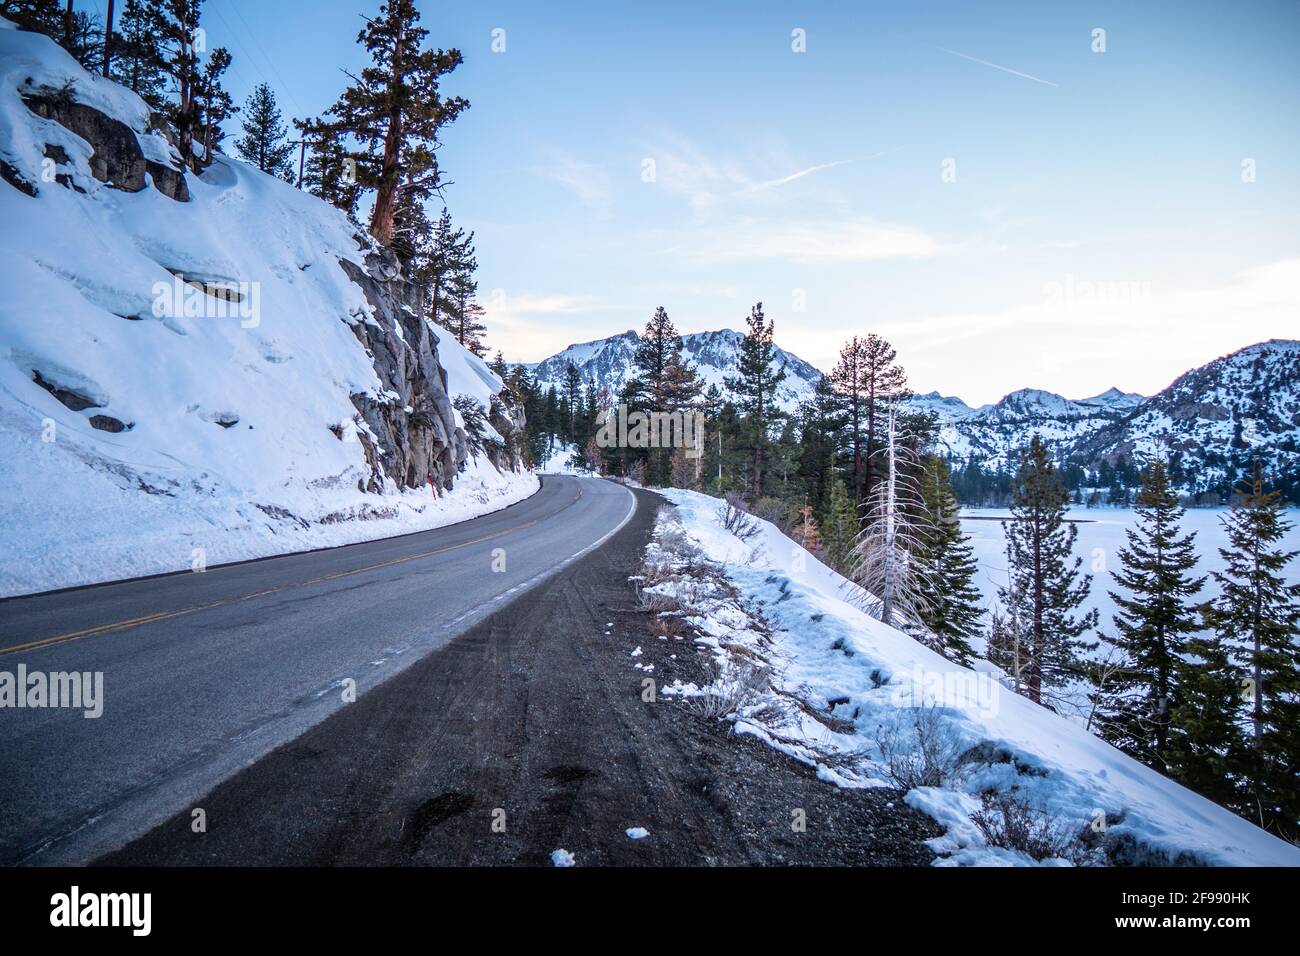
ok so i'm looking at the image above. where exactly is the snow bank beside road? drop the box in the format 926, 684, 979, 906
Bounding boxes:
654, 489, 1300, 867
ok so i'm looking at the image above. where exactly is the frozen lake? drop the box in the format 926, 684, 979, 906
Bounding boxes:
960, 507, 1300, 630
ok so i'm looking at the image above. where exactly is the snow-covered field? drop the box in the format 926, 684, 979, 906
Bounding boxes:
0, 24, 537, 596
961, 506, 1300, 630
653, 489, 1300, 867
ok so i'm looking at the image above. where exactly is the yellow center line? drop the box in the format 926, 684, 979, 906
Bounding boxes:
0, 519, 540, 657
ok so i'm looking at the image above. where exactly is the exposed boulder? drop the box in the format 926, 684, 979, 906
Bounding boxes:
21, 87, 189, 201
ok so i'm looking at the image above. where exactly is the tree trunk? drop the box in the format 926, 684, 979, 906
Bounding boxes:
368, 18, 406, 245
102, 0, 115, 78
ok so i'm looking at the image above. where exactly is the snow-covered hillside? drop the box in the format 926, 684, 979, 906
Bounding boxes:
651, 489, 1300, 867
0, 23, 535, 596
529, 328, 822, 412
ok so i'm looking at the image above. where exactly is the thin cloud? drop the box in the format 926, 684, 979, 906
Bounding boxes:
530, 154, 613, 218
743, 159, 853, 193
934, 46, 1057, 87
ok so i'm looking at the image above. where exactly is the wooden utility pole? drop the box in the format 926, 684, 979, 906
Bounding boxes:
102, 0, 115, 78
286, 138, 307, 188
64, 0, 74, 47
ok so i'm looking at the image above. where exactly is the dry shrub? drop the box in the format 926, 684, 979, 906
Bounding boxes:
718, 492, 760, 542
655, 612, 684, 640
971, 790, 1086, 863
637, 589, 680, 614
874, 705, 966, 790
683, 659, 770, 721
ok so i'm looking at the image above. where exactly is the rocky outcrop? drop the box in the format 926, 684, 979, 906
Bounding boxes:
339, 247, 526, 494
21, 87, 189, 201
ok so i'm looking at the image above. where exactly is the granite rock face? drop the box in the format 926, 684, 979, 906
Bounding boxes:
340, 249, 524, 494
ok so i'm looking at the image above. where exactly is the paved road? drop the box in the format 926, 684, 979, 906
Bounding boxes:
0, 475, 636, 865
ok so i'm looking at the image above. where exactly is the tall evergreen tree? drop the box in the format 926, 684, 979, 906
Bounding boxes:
443, 231, 486, 355
1000, 435, 1098, 705
236, 83, 294, 180
1095, 460, 1206, 770
724, 303, 786, 497
195, 45, 234, 163
1166, 626, 1243, 810
561, 361, 582, 445
1208, 470, 1300, 833
794, 376, 847, 516
914, 456, 982, 665
829, 333, 908, 506
1, 1, 100, 69
150, 0, 205, 172
312, 0, 467, 245
109, 0, 165, 108
631, 307, 700, 485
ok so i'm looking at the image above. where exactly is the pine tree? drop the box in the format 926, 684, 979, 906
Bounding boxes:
2, 0, 100, 69
1, 0, 63, 37
561, 361, 582, 446
444, 230, 486, 355
820, 477, 858, 575
794, 376, 847, 516
294, 117, 362, 213
109, 0, 166, 109
1166, 629, 1243, 810
914, 456, 982, 665
830, 334, 908, 506
315, 0, 467, 245
724, 303, 786, 497
195, 46, 234, 163
236, 83, 294, 180
1208, 469, 1300, 833
1095, 460, 1205, 771
987, 607, 1015, 682
1000, 435, 1099, 705
150, 0, 205, 172
632, 307, 700, 485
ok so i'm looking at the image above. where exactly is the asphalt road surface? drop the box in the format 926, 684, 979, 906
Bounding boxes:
0, 475, 636, 865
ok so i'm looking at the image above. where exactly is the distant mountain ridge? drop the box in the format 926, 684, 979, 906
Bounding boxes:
529, 332, 1300, 494
528, 328, 823, 412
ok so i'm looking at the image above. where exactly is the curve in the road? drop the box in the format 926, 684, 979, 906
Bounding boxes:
0, 475, 635, 865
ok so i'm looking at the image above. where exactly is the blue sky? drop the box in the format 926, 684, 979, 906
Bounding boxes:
110, 1, 1300, 402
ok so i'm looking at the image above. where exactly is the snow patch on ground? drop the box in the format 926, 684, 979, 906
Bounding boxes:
537, 439, 585, 475
652, 488, 1300, 867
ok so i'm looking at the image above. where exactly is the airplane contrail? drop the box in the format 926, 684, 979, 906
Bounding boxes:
934, 46, 1058, 87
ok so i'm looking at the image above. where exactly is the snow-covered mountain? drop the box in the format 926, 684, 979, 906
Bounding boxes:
922, 386, 1146, 468
0, 22, 533, 596
921, 342, 1300, 494
529, 328, 822, 412
532, 326, 1299, 491
1073, 339, 1300, 494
